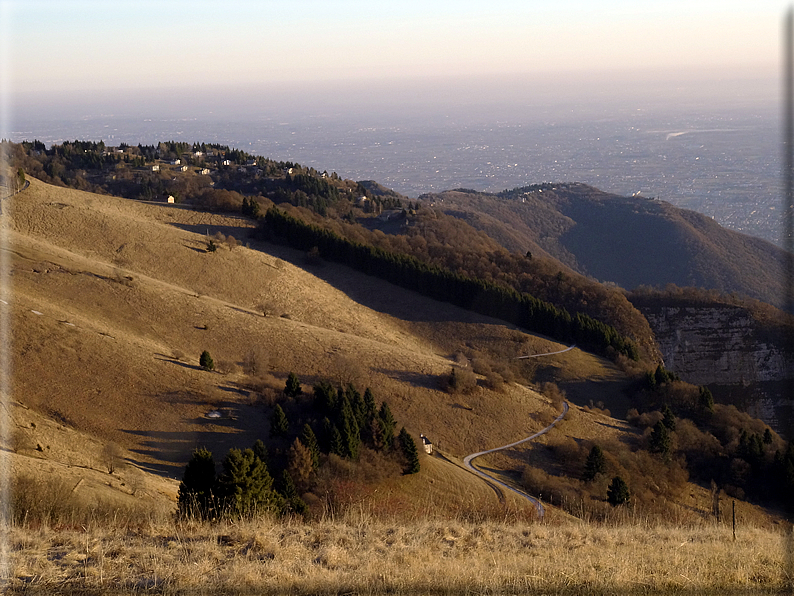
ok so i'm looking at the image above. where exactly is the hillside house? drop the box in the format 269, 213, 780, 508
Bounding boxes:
221, 159, 232, 167
177, 165, 188, 172
151, 164, 160, 172
170, 159, 181, 166
420, 434, 433, 455
199, 168, 210, 175
166, 195, 175, 204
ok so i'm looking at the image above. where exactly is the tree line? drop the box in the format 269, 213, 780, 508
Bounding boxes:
261, 207, 638, 360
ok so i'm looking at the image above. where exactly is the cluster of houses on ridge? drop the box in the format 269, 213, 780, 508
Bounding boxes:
103, 145, 266, 177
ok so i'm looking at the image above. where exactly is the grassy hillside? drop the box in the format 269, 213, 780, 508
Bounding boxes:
2, 178, 784, 514
3, 141, 659, 362
4, 178, 577, 508
3, 177, 790, 593
423, 183, 790, 310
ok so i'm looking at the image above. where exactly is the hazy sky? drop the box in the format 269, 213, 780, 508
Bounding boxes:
0, 1, 787, 120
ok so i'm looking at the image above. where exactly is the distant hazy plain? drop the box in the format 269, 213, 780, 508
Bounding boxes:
9, 72, 782, 245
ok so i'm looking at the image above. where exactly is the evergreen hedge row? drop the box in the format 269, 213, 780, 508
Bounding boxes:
262, 207, 638, 360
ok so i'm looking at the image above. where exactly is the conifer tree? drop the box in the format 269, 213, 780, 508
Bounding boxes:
368, 416, 385, 451
378, 402, 396, 449
654, 364, 672, 386
352, 387, 367, 430
607, 475, 630, 506
698, 386, 714, 414
216, 448, 277, 517
284, 372, 301, 397
313, 380, 337, 413
582, 445, 606, 481
649, 420, 671, 457
270, 404, 289, 438
287, 437, 314, 491
661, 404, 676, 431
398, 427, 421, 474
178, 448, 216, 519
278, 469, 308, 516
339, 396, 360, 459
300, 423, 320, 469
252, 439, 269, 466
645, 370, 656, 390
319, 416, 334, 452
199, 350, 214, 371
329, 425, 345, 457
363, 388, 377, 421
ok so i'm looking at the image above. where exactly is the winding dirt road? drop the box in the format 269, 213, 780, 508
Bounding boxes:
463, 401, 569, 519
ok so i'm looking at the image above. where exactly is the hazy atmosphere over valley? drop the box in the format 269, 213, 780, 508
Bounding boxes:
1, 1, 793, 594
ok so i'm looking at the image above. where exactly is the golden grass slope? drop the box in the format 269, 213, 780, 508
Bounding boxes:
3, 178, 792, 595
3, 177, 574, 509
2, 177, 783, 528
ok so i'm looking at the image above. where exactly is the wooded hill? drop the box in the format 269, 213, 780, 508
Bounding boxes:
2, 140, 658, 362
421, 184, 790, 311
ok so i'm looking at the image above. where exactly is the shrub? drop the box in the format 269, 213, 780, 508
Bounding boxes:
540, 382, 566, 411
101, 443, 125, 474
447, 366, 477, 394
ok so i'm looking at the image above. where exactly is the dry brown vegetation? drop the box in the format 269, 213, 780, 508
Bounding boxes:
2, 178, 791, 593
6, 513, 790, 595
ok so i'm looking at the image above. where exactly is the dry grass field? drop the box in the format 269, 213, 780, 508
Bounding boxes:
1, 178, 791, 593
6, 513, 789, 594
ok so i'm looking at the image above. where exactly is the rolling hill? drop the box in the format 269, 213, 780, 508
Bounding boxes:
1, 177, 596, 515
420, 183, 790, 310
2, 177, 784, 527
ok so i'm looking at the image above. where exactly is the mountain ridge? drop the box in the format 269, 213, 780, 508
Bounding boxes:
421, 183, 789, 310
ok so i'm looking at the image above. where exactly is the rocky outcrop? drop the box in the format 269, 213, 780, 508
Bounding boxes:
639, 305, 793, 386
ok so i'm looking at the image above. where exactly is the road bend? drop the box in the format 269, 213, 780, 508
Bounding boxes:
462, 401, 568, 519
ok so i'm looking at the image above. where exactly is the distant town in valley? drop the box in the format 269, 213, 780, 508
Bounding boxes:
8, 101, 782, 247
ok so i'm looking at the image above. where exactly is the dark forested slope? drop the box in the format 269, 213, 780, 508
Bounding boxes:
422, 184, 788, 310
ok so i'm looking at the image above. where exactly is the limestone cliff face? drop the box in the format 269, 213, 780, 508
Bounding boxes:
639, 305, 793, 386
